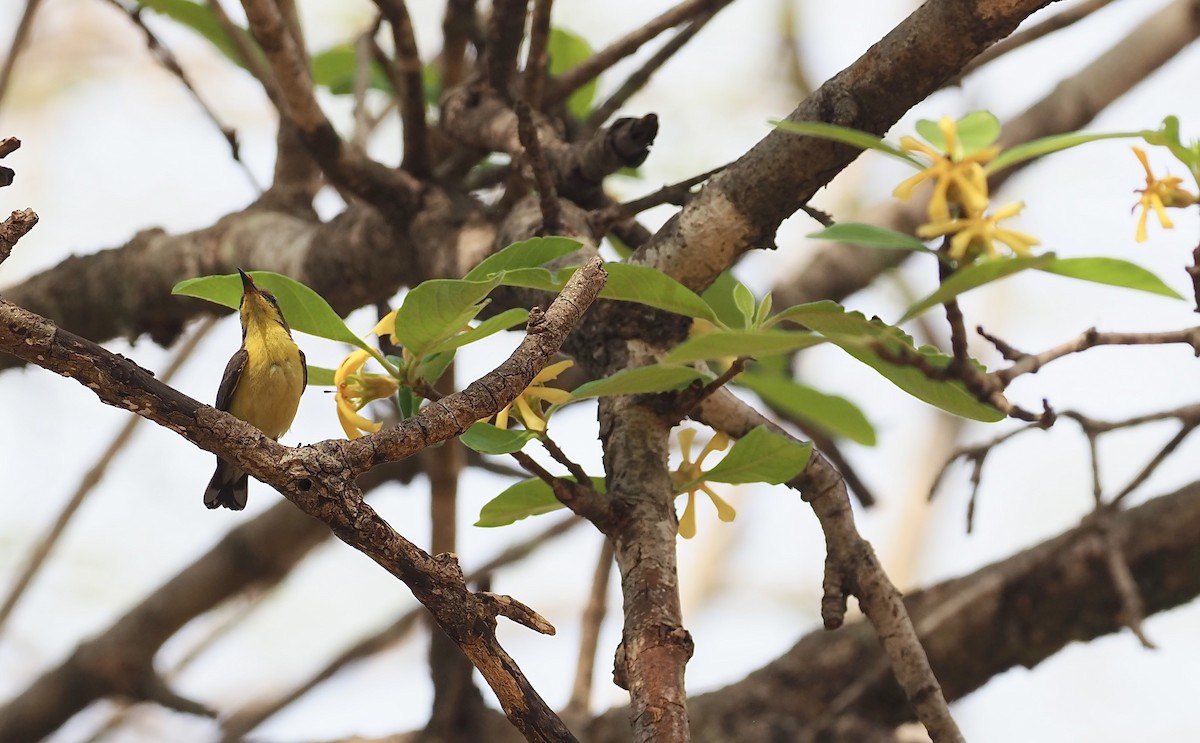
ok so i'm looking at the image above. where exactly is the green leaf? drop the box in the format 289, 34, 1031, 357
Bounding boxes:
416, 349, 456, 386
311, 44, 393, 94
570, 364, 709, 399
807, 223, 935, 254
699, 425, 812, 485
700, 271, 751, 329
986, 131, 1144, 174
475, 476, 605, 527
732, 282, 756, 325
495, 267, 565, 292
460, 422, 538, 454
392, 277, 503, 358
899, 256, 1051, 323
781, 301, 1004, 422
736, 371, 875, 445
773, 120, 920, 167
306, 365, 337, 387
1036, 257, 1182, 299
663, 329, 823, 363
172, 272, 368, 349
914, 119, 946, 152
428, 308, 531, 355
752, 292, 773, 328
138, 0, 253, 69
956, 111, 1002, 155
916, 112, 1001, 158
465, 237, 584, 281
600, 263, 720, 323
549, 28, 596, 120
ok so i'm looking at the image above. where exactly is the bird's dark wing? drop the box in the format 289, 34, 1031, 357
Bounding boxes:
299, 347, 307, 388
215, 348, 248, 411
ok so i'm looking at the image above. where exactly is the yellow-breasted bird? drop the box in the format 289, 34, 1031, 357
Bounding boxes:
204, 269, 307, 510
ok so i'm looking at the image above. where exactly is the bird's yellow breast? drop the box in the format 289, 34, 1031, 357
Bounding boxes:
227, 320, 305, 440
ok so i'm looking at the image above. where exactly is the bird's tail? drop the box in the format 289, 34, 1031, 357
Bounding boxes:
204, 458, 249, 510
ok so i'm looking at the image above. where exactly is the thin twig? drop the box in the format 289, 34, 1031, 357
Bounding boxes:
440, 0, 477, 91
485, 0, 529, 95
523, 0, 554, 108
1111, 422, 1198, 506
0, 208, 37, 264
0, 316, 218, 634
106, 0, 262, 193
673, 356, 748, 421
548, 0, 730, 106
540, 436, 590, 484
957, 0, 1117, 80
351, 21, 377, 149
516, 100, 562, 234
564, 536, 614, 718
584, 12, 715, 130
375, 0, 430, 176
992, 325, 1200, 386
0, 0, 43, 112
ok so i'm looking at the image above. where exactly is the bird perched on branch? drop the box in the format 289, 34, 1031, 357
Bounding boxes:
204, 269, 306, 510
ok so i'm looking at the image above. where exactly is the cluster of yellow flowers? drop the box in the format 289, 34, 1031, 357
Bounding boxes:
893, 116, 1039, 263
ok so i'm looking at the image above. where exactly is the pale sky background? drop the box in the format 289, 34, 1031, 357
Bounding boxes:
2, 0, 1200, 741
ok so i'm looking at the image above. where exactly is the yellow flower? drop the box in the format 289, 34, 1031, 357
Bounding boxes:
493, 360, 574, 433
335, 349, 400, 439
671, 428, 736, 539
894, 116, 998, 222
1132, 147, 1198, 243
917, 201, 1040, 263
372, 309, 398, 339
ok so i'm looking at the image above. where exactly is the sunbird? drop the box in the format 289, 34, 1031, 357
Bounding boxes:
204, 269, 306, 510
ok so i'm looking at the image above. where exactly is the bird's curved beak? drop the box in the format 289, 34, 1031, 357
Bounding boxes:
237, 268, 257, 293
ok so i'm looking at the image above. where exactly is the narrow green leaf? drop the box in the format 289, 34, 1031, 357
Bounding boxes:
773, 120, 920, 167
732, 282, 756, 325
428, 308, 531, 355
663, 329, 823, 363
1037, 257, 1183, 300
306, 365, 337, 387
752, 292, 773, 328
899, 256, 1052, 323
311, 44, 392, 94
986, 131, 1144, 174
600, 263, 720, 323
393, 277, 503, 358
807, 223, 935, 254
549, 28, 597, 119
736, 371, 875, 446
781, 301, 1004, 421
475, 476, 604, 527
700, 425, 812, 485
173, 272, 368, 349
138, 0, 252, 69
570, 364, 709, 399
465, 236, 584, 280
460, 422, 538, 454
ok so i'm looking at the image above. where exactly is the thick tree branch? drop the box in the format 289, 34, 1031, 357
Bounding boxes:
634, 0, 1057, 292
774, 0, 1200, 308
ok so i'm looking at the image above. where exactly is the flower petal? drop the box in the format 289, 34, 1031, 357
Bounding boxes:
335, 349, 372, 386
702, 485, 737, 523
372, 310, 399, 339
677, 492, 698, 539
